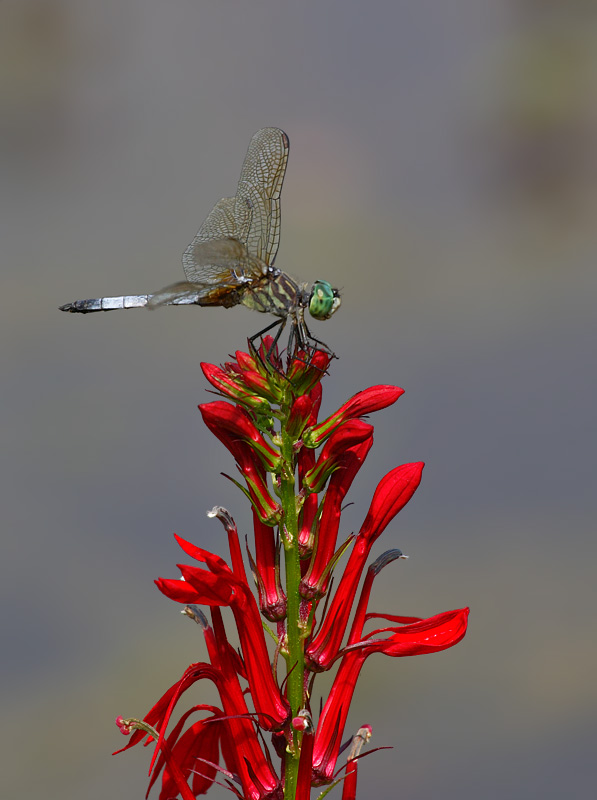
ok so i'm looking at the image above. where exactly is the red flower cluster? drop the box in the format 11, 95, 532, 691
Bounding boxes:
115, 341, 469, 800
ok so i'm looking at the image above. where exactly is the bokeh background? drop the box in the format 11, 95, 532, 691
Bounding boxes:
2, 1, 596, 798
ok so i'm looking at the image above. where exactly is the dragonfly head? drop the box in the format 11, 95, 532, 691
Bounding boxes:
308, 281, 341, 321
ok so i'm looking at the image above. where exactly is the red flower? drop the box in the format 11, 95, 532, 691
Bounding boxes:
287, 394, 313, 439
200, 361, 273, 411
239, 368, 283, 403
206, 608, 282, 799
234, 348, 260, 373
157, 534, 290, 730
300, 436, 374, 599
297, 446, 318, 555
249, 510, 287, 621
147, 706, 224, 798
116, 611, 283, 800
312, 608, 470, 783
358, 462, 425, 545
296, 383, 325, 554
227, 438, 281, 526
305, 462, 424, 670
199, 401, 281, 472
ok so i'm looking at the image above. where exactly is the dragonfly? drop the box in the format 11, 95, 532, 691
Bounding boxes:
60, 127, 341, 363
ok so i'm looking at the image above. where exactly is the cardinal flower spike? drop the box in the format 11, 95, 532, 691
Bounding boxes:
113, 337, 469, 800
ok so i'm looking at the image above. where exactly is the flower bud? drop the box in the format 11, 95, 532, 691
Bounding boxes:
303, 385, 404, 447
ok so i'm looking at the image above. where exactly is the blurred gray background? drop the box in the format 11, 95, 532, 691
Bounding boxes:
2, 1, 596, 798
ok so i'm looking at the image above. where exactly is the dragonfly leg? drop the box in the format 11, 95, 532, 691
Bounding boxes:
296, 315, 311, 351
248, 313, 336, 376
291, 316, 337, 370
265, 317, 288, 365
284, 319, 317, 370
248, 317, 287, 373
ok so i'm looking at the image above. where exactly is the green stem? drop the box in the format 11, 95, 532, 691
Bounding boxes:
280, 418, 304, 800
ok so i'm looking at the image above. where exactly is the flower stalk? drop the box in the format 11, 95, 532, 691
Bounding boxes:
115, 339, 469, 800
278, 420, 305, 799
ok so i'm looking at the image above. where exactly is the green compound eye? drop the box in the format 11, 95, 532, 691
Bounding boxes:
308, 281, 341, 321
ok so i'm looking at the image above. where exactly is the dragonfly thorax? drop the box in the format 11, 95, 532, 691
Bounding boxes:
308, 280, 341, 321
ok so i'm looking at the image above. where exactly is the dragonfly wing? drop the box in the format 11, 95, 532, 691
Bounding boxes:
182, 236, 266, 286
148, 281, 199, 307
148, 279, 242, 310
196, 196, 237, 240
234, 128, 289, 266
182, 197, 238, 282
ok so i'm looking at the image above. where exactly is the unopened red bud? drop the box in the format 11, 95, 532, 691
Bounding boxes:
241, 370, 283, 402
292, 709, 313, 733
287, 394, 313, 439
200, 362, 272, 411
303, 385, 404, 447
303, 420, 373, 492
235, 349, 260, 373
287, 349, 332, 394
199, 401, 281, 471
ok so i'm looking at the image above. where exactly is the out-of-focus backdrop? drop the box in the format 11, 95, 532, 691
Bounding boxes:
2, 1, 596, 798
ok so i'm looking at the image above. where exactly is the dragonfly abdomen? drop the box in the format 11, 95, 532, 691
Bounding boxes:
60, 294, 202, 313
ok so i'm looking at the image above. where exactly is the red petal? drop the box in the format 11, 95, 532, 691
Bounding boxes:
359, 462, 424, 545
366, 607, 470, 656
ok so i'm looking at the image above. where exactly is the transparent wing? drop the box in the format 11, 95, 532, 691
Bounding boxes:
181, 236, 266, 290
147, 279, 242, 309
183, 198, 237, 282
152, 239, 259, 308
195, 196, 237, 241
182, 128, 288, 282
233, 128, 289, 266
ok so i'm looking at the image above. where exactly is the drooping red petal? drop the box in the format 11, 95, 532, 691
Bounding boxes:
208, 608, 282, 799
173, 534, 233, 575
156, 717, 220, 799
147, 705, 222, 797
156, 569, 234, 607
352, 607, 470, 657
151, 736, 197, 800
